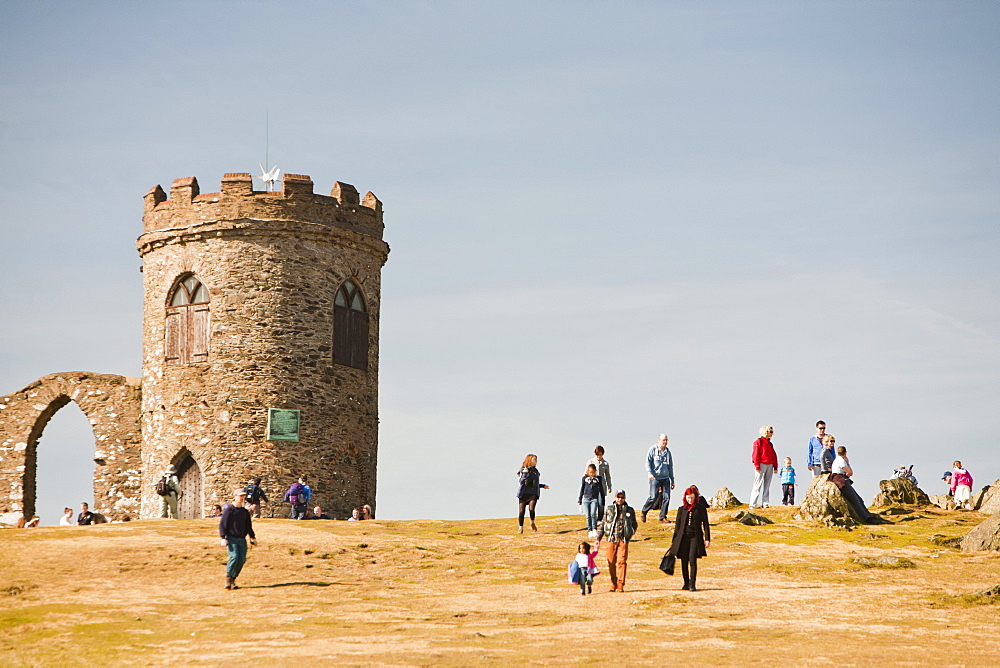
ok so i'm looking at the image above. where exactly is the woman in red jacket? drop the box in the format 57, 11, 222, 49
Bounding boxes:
749, 425, 778, 509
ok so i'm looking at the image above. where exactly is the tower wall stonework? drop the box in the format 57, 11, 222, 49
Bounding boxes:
137, 173, 388, 519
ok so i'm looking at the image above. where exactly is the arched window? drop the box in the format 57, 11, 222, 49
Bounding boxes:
165, 274, 210, 365
334, 280, 368, 370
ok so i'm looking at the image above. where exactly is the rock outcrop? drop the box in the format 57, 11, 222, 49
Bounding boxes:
796, 474, 867, 526
730, 510, 772, 526
713, 487, 741, 509
928, 494, 956, 511
851, 555, 915, 569
961, 513, 1000, 552
976, 479, 1000, 514
870, 478, 931, 507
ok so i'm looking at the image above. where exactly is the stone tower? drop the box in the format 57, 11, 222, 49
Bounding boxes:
137, 172, 389, 519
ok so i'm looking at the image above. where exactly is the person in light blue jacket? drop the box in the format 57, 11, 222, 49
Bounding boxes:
641, 434, 674, 523
806, 421, 826, 476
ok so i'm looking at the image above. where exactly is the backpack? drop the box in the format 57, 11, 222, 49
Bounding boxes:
244, 484, 260, 504
156, 475, 172, 496
287, 482, 304, 504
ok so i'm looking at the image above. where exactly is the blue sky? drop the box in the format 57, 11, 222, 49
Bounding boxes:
2, 1, 998, 523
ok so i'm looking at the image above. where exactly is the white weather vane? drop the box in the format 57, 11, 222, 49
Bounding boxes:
258, 110, 280, 191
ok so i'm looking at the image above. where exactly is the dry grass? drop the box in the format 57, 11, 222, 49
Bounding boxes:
1, 507, 998, 665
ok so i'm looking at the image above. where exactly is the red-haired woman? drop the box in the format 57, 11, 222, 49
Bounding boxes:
516, 454, 550, 533
668, 485, 711, 591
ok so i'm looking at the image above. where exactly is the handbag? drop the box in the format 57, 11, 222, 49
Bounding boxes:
659, 551, 676, 576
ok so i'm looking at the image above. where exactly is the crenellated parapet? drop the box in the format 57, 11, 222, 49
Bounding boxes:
142, 172, 385, 240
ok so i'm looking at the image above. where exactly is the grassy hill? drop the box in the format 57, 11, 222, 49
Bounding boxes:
1, 506, 998, 665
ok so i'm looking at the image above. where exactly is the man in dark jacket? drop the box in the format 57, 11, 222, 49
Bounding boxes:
243, 477, 268, 518
594, 490, 638, 593
219, 488, 257, 590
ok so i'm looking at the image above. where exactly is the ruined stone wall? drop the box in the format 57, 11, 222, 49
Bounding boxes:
0, 372, 142, 519
137, 173, 388, 519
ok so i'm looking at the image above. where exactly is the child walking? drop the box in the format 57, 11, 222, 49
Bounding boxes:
574, 542, 597, 595
780, 457, 796, 506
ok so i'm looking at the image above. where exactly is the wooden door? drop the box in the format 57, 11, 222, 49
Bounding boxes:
176, 454, 203, 519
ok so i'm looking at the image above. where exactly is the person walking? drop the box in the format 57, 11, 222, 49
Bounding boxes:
594, 489, 638, 593
158, 464, 181, 519
951, 461, 974, 510
641, 434, 675, 523
806, 421, 826, 476
516, 454, 549, 533
243, 477, 268, 518
749, 426, 778, 509
668, 485, 711, 591
219, 488, 257, 590
586, 445, 612, 520
578, 463, 606, 537
283, 477, 308, 520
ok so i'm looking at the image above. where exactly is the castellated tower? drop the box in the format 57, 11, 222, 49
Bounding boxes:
137, 172, 389, 519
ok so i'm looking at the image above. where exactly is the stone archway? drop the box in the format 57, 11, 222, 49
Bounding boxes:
0, 372, 142, 520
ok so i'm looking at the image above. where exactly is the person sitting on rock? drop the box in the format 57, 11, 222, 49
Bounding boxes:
820, 435, 836, 474
831, 446, 877, 523
891, 465, 918, 486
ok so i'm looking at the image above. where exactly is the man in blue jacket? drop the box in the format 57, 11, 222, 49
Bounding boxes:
806, 421, 826, 476
641, 433, 674, 523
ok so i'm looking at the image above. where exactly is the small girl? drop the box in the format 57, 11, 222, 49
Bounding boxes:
951, 461, 974, 510
574, 542, 597, 595
780, 457, 796, 506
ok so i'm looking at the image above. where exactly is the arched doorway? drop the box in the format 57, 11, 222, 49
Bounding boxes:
175, 452, 203, 519
34, 403, 95, 525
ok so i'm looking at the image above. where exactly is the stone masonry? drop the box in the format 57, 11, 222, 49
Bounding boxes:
0, 373, 142, 519
0, 172, 389, 520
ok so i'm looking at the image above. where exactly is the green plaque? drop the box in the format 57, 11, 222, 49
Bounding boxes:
267, 408, 301, 442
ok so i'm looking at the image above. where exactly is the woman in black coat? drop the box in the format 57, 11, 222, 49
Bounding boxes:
516, 454, 549, 533
669, 485, 711, 591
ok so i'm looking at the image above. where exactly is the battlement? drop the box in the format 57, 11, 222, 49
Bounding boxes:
142, 172, 384, 239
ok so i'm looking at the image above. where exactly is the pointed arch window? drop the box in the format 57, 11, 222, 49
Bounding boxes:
334, 280, 368, 370
165, 274, 210, 365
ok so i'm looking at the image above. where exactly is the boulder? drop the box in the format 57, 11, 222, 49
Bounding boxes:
928, 494, 956, 511
713, 487, 741, 509
976, 479, 1000, 514
730, 510, 772, 526
929, 534, 962, 549
870, 478, 931, 507
851, 555, 915, 569
961, 513, 1000, 552
795, 474, 867, 525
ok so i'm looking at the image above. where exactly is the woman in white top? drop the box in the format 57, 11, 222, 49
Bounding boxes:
59, 507, 76, 526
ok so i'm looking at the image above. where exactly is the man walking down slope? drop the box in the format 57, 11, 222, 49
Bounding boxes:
641, 434, 675, 523
220, 488, 257, 590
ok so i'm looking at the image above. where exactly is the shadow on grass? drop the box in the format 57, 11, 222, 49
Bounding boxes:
246, 581, 345, 588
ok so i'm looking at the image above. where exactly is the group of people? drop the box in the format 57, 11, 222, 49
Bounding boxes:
520, 436, 709, 593
521, 422, 980, 595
